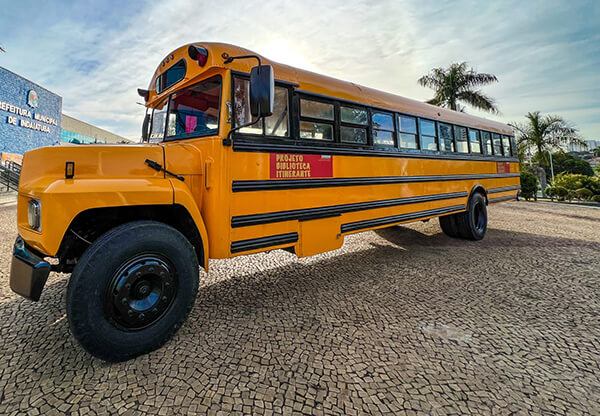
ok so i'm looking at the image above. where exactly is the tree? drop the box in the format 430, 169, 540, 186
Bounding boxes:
594, 147, 600, 157
418, 62, 499, 114
511, 112, 586, 167
532, 151, 594, 177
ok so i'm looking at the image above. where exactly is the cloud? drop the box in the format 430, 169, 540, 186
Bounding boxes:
0, 0, 598, 140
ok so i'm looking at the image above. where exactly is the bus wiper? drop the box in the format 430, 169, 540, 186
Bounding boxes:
145, 159, 185, 182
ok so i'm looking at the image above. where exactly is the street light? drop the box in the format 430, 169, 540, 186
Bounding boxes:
547, 150, 555, 183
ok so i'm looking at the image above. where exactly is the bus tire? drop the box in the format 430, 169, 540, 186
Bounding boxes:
439, 215, 459, 238
454, 192, 487, 240
67, 220, 199, 362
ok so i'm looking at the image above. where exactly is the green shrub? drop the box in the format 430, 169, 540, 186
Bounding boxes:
575, 188, 593, 200
554, 186, 568, 201
592, 195, 600, 203
545, 186, 557, 200
520, 171, 539, 200
552, 173, 600, 195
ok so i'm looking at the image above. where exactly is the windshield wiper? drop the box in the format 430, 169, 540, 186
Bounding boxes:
145, 159, 185, 181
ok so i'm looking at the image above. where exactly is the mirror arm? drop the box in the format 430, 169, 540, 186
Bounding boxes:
223, 117, 263, 146
222, 53, 262, 67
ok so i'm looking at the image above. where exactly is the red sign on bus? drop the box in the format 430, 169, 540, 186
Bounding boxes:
496, 162, 511, 174
270, 153, 333, 179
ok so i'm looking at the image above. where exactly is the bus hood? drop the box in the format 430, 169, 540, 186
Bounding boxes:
18, 144, 166, 192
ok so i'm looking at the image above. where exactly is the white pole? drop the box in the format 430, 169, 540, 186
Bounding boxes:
548, 150, 555, 183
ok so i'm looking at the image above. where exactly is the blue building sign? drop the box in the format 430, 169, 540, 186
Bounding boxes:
0, 66, 62, 154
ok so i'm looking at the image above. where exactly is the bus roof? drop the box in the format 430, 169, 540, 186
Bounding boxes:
148, 42, 513, 135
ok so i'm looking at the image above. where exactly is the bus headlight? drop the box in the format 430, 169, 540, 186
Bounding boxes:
28, 199, 41, 231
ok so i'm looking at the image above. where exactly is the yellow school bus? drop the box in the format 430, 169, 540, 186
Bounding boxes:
10, 42, 519, 361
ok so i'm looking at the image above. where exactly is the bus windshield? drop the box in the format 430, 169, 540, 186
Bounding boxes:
148, 75, 221, 142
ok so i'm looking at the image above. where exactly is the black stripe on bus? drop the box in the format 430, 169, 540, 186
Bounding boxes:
341, 205, 466, 233
232, 139, 519, 163
231, 232, 299, 254
232, 173, 520, 192
488, 185, 521, 194
231, 191, 468, 228
488, 195, 517, 204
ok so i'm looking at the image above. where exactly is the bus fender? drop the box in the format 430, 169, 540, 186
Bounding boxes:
469, 184, 488, 204
170, 178, 210, 271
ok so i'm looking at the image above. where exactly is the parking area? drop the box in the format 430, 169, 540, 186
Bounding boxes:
0, 201, 599, 415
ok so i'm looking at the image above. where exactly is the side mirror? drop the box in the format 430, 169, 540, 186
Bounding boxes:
142, 113, 150, 142
250, 65, 274, 118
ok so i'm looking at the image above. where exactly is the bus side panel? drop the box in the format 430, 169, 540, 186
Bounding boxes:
228, 152, 519, 256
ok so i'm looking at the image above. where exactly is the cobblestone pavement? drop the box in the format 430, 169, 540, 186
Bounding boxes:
1, 201, 599, 415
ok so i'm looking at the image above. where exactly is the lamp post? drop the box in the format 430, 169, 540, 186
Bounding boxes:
547, 150, 555, 183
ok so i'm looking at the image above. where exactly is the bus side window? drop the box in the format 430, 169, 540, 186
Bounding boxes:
438, 123, 454, 152
419, 119, 438, 151
469, 129, 481, 154
398, 115, 418, 149
234, 78, 290, 137
492, 133, 503, 155
371, 112, 395, 146
454, 126, 468, 153
509, 136, 518, 157
265, 87, 289, 137
502, 135, 511, 156
234, 77, 263, 135
340, 106, 368, 145
299, 98, 334, 141
481, 131, 492, 155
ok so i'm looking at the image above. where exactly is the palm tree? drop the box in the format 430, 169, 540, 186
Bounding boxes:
418, 62, 499, 114
511, 112, 585, 161
594, 147, 600, 157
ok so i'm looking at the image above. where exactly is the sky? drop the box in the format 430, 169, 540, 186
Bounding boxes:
1, 0, 599, 141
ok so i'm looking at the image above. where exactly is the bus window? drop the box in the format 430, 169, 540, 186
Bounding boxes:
468, 129, 481, 153
481, 131, 492, 155
235, 79, 289, 136
398, 115, 418, 149
166, 76, 221, 141
234, 77, 263, 135
454, 126, 468, 153
419, 119, 438, 151
266, 87, 289, 136
300, 99, 334, 141
340, 106, 368, 144
149, 98, 168, 142
510, 136, 518, 157
371, 112, 395, 146
438, 123, 454, 152
155, 59, 186, 93
502, 135, 511, 156
492, 133, 503, 155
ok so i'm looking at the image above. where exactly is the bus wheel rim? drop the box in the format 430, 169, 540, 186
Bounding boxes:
104, 253, 177, 330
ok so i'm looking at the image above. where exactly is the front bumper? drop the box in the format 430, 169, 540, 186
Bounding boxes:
9, 236, 51, 301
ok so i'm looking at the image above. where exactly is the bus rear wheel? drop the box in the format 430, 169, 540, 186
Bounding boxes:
66, 221, 199, 362
439, 192, 487, 241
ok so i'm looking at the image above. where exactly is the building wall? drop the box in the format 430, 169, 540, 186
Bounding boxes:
0, 66, 62, 154
61, 114, 130, 144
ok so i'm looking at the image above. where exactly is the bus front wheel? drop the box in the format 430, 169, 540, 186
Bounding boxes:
439, 193, 487, 241
66, 221, 199, 362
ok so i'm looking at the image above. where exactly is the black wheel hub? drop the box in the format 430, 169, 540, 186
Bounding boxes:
104, 254, 176, 330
